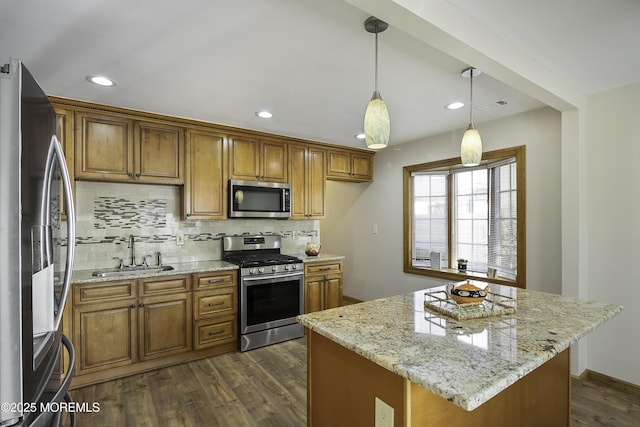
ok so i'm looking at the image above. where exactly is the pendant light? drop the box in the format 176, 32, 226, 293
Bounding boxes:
460, 67, 482, 166
363, 16, 390, 150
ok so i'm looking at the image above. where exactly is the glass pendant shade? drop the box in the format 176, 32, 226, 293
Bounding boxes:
364, 91, 390, 149
460, 124, 482, 166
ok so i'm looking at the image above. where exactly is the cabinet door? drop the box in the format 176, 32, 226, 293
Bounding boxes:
229, 135, 259, 180
75, 112, 134, 181
324, 274, 343, 310
138, 292, 192, 361
183, 129, 227, 220
288, 145, 308, 219
305, 276, 325, 314
351, 152, 374, 181
289, 145, 325, 219
135, 121, 184, 184
326, 150, 351, 179
73, 299, 138, 374
260, 139, 287, 182
308, 148, 326, 217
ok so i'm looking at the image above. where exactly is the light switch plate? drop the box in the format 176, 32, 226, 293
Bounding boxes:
375, 397, 394, 427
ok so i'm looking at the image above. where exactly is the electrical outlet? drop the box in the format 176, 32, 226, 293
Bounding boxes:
372, 224, 379, 234
176, 234, 185, 245
375, 397, 394, 427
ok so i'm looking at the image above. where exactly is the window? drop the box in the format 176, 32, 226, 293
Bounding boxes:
403, 146, 525, 288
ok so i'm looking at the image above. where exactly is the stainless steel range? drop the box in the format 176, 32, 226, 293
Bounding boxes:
222, 234, 304, 352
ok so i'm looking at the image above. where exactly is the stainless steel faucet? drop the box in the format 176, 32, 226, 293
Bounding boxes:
128, 234, 136, 266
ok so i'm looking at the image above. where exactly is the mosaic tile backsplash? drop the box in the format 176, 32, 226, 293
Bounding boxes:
71, 181, 320, 272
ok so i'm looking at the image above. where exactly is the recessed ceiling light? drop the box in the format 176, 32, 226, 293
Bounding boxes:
445, 102, 465, 110
355, 133, 366, 140
85, 75, 117, 87
256, 111, 273, 119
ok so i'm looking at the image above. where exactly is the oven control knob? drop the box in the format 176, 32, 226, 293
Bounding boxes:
284, 265, 290, 271
292, 265, 297, 270
258, 267, 265, 273
249, 268, 257, 275
272, 266, 277, 272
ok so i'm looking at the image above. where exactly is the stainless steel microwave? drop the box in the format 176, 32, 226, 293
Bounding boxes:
229, 179, 291, 219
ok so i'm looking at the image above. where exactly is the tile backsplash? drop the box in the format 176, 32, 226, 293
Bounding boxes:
72, 181, 319, 272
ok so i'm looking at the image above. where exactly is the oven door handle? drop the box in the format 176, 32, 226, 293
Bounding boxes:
242, 272, 304, 283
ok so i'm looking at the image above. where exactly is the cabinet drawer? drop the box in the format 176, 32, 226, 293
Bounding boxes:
193, 271, 237, 290
139, 275, 190, 295
305, 262, 343, 275
74, 280, 137, 305
194, 287, 237, 320
194, 315, 237, 350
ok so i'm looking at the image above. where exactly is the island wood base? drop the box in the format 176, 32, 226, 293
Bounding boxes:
307, 330, 570, 427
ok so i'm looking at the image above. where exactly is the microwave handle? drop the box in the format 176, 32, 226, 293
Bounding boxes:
283, 189, 289, 212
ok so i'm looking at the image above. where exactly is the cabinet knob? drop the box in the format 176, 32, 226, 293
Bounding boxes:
135, 173, 141, 177
128, 172, 133, 177
138, 303, 144, 307
130, 304, 136, 309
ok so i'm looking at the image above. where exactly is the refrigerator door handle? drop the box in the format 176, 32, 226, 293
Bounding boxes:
29, 335, 76, 427
42, 135, 75, 331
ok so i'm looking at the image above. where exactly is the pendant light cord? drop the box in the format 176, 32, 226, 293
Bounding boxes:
469, 69, 474, 125
374, 24, 379, 92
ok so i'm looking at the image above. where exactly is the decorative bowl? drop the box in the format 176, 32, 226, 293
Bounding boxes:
447, 280, 489, 305
305, 242, 321, 256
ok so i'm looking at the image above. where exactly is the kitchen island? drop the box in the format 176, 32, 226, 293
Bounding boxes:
297, 284, 622, 427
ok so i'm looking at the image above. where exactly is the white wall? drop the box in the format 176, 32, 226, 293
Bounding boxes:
586, 82, 640, 385
321, 107, 562, 300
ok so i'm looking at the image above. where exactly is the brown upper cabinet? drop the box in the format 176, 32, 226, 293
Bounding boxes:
229, 135, 287, 182
326, 149, 374, 182
182, 128, 227, 220
289, 144, 326, 219
75, 111, 184, 184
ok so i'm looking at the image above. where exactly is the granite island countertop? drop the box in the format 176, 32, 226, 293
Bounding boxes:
297, 284, 622, 411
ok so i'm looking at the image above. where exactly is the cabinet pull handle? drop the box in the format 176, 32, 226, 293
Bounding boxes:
208, 330, 224, 336
207, 278, 224, 283
319, 267, 332, 271
208, 302, 224, 307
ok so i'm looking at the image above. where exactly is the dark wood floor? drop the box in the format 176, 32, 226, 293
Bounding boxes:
63, 336, 639, 426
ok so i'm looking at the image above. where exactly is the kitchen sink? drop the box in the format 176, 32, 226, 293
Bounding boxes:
92, 265, 175, 277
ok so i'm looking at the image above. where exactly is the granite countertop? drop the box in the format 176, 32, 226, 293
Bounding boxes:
72, 253, 345, 284
72, 260, 238, 284
293, 253, 345, 263
297, 284, 622, 411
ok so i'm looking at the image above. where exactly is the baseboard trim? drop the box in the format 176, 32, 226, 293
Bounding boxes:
574, 369, 640, 396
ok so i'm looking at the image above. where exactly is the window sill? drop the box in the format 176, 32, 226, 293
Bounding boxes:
404, 265, 522, 288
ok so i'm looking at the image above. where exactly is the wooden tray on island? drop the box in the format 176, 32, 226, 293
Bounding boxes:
424, 287, 516, 320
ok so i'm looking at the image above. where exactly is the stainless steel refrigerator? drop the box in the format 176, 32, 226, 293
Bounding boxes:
0, 59, 76, 427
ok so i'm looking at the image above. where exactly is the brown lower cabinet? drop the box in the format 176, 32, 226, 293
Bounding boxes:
68, 270, 237, 388
304, 261, 343, 313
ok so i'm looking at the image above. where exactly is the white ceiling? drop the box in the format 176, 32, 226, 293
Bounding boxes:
1, 0, 638, 149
